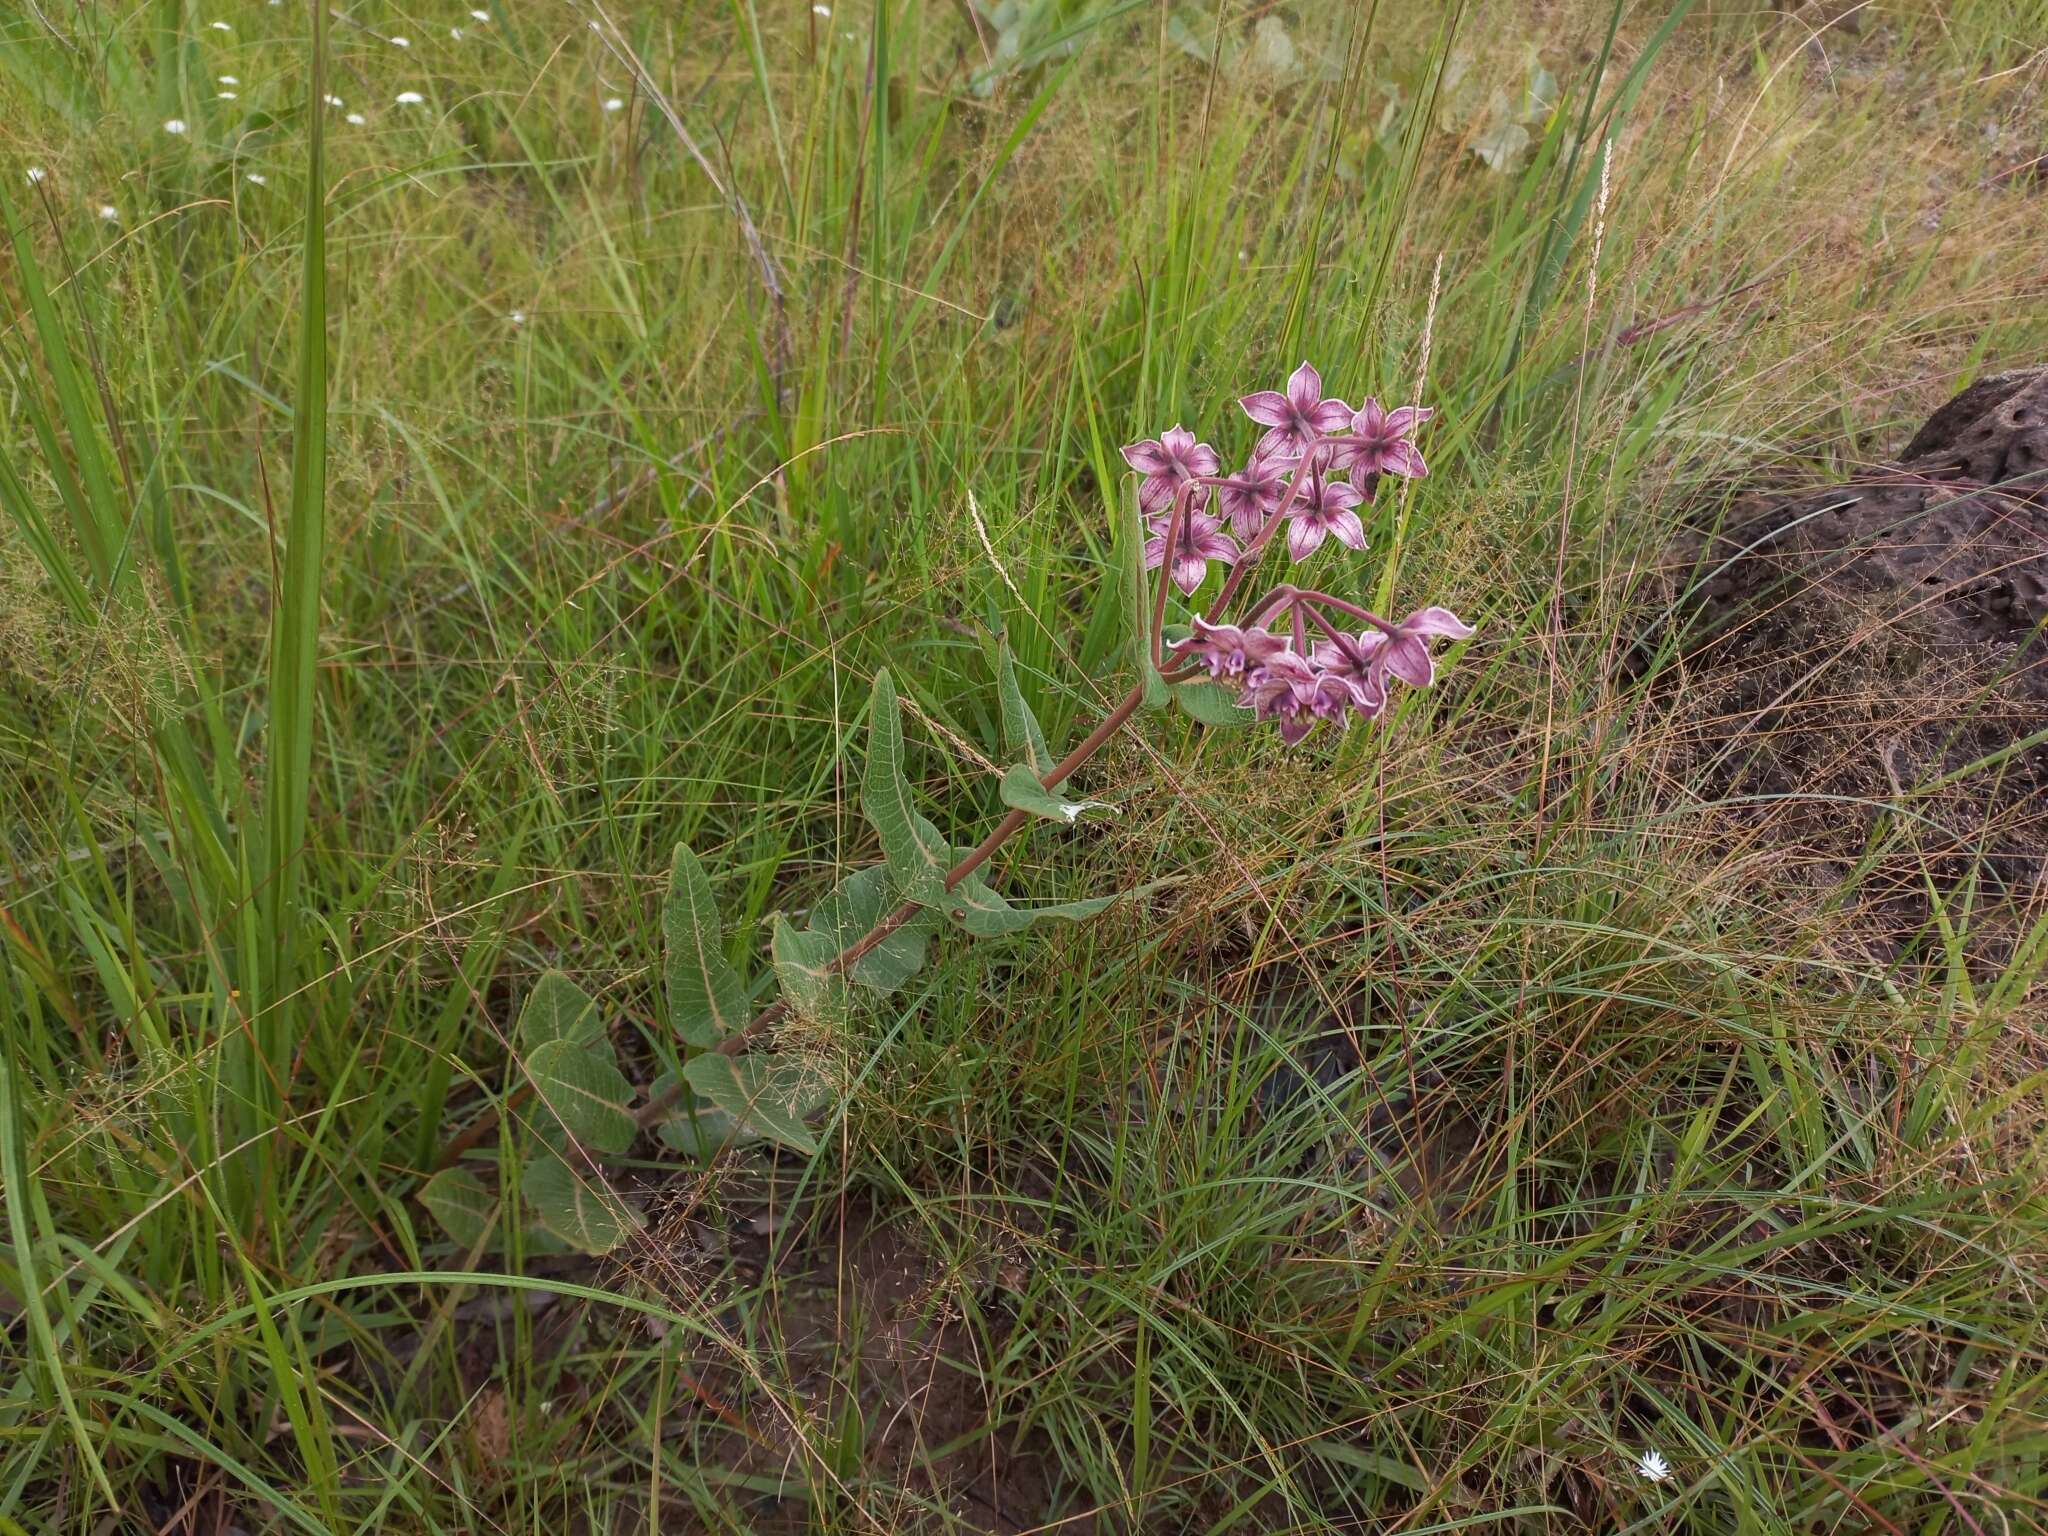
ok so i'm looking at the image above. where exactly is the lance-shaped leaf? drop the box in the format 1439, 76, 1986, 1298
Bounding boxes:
525, 1038, 637, 1155
516, 971, 604, 1051
664, 842, 749, 1047
1170, 678, 1254, 727
683, 1053, 821, 1156
771, 915, 846, 1023
1118, 475, 1169, 711
942, 856, 1119, 938
996, 642, 1054, 778
999, 764, 1115, 824
808, 866, 933, 994
861, 670, 952, 905
522, 1148, 642, 1254
418, 1167, 497, 1250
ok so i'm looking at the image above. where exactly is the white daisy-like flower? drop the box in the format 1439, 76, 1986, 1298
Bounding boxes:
323, 93, 344, 107
164, 118, 188, 135
813, 2, 830, 14
389, 34, 410, 47
508, 310, 526, 325
395, 90, 424, 104
470, 7, 490, 19
25, 166, 47, 185
98, 204, 120, 221
450, 26, 463, 38
245, 172, 267, 185
346, 112, 366, 125
602, 97, 624, 112
218, 73, 239, 84
1635, 1449, 1671, 1484
209, 19, 232, 30
218, 89, 237, 99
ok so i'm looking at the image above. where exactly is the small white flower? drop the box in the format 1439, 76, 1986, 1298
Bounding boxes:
323, 93, 344, 107
470, 7, 490, 18
450, 26, 463, 38
25, 166, 46, 185
98, 204, 120, 221
218, 73, 239, 84
602, 96, 624, 112
209, 19, 232, 30
389, 34, 410, 47
1635, 1449, 1671, 1484
813, 2, 830, 14
395, 90, 424, 105
508, 310, 526, 325
345, 112, 366, 125
245, 172, 267, 185
218, 89, 237, 99
164, 118, 188, 135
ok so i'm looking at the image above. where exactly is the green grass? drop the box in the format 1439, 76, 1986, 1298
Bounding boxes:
4, 0, 2048, 1529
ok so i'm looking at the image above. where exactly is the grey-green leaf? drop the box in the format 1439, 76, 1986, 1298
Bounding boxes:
664, 841, 750, 1048
646, 1069, 748, 1157
942, 860, 1118, 938
516, 971, 602, 1051
809, 865, 933, 993
1170, 678, 1253, 727
861, 670, 952, 905
996, 642, 1054, 777
682, 1053, 820, 1155
525, 1038, 637, 1155
771, 915, 845, 1021
418, 1167, 497, 1250
522, 1149, 642, 1254
999, 764, 1114, 824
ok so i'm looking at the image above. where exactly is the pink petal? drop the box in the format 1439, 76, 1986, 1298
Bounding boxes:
1160, 424, 1196, 457
1308, 399, 1354, 433
1285, 517, 1324, 562
1380, 440, 1428, 479
1255, 425, 1300, 461
1137, 475, 1175, 515
1384, 404, 1433, 436
1383, 634, 1433, 688
1142, 534, 1167, 570
1172, 552, 1209, 595
1321, 479, 1364, 511
1239, 391, 1292, 427
1122, 439, 1170, 473
1351, 398, 1387, 435
1286, 361, 1322, 414
1326, 509, 1367, 550
1185, 442, 1222, 478
1193, 529, 1239, 563
1402, 605, 1473, 639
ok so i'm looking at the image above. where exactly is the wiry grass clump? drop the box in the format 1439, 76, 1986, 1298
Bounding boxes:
4, 0, 2048, 1530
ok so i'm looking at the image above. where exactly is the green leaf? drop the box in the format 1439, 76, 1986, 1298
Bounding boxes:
1170, 679, 1253, 727
522, 1149, 641, 1254
418, 1168, 498, 1250
646, 1070, 747, 1157
525, 1039, 637, 1156
996, 642, 1054, 777
999, 764, 1114, 824
861, 671, 952, 905
808, 866, 933, 993
664, 842, 750, 1048
516, 971, 603, 1051
942, 858, 1118, 938
771, 915, 845, 1021
1117, 476, 1168, 710
682, 1054, 821, 1155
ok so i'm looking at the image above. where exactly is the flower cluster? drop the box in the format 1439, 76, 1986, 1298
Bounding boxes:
1173, 607, 1472, 743
1121, 361, 1434, 594
1120, 360, 1469, 744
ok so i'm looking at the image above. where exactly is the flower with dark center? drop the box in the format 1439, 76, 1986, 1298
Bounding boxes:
1238, 361, 1353, 462
1122, 425, 1221, 517
1171, 616, 1287, 680
1329, 397, 1431, 480
1284, 472, 1367, 563
1214, 452, 1290, 540
1311, 631, 1388, 720
1144, 508, 1239, 596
